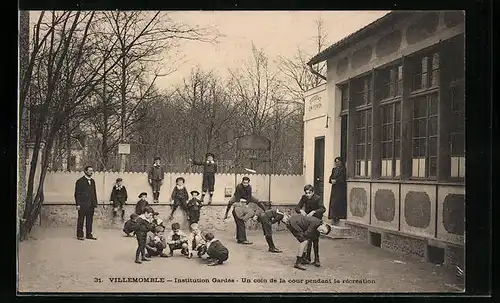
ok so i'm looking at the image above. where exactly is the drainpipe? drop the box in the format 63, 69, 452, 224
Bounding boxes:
308, 63, 327, 81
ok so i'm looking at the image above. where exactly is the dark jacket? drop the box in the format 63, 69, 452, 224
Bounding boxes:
148, 165, 164, 181
328, 165, 347, 219
193, 160, 217, 174
123, 219, 137, 234
171, 186, 189, 203
258, 209, 282, 225
295, 194, 326, 219
234, 183, 252, 201
110, 185, 128, 204
74, 176, 98, 208
186, 198, 203, 215
288, 214, 323, 240
134, 217, 153, 236
207, 239, 229, 260
135, 199, 149, 215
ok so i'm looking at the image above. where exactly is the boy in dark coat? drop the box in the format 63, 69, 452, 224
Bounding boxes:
282, 213, 331, 270
110, 178, 128, 221
135, 192, 149, 216
148, 156, 164, 203
204, 232, 229, 266
186, 190, 204, 226
123, 213, 138, 237
134, 207, 154, 264
145, 225, 169, 258
191, 152, 217, 204
169, 177, 189, 221
295, 184, 326, 267
252, 208, 285, 253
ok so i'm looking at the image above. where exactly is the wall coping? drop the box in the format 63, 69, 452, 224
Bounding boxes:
44, 171, 303, 177
347, 179, 465, 187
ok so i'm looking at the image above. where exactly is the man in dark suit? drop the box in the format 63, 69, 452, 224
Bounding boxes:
74, 165, 98, 240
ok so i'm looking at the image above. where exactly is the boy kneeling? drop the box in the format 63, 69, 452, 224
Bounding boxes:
204, 232, 229, 266
282, 213, 331, 270
145, 225, 169, 258
166, 222, 192, 258
189, 223, 207, 258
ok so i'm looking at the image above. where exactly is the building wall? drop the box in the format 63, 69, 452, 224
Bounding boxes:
303, 12, 465, 256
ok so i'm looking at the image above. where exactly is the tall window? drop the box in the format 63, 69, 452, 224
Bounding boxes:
355, 110, 372, 177
377, 64, 403, 100
380, 102, 401, 178
411, 93, 438, 178
351, 75, 373, 107
412, 52, 440, 92
340, 84, 349, 111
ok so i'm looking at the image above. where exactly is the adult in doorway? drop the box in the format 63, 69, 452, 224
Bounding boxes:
74, 165, 98, 241
224, 176, 266, 244
148, 156, 164, 203
328, 157, 347, 225
295, 184, 326, 267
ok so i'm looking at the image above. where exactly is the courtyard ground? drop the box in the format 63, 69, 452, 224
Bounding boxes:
17, 226, 464, 293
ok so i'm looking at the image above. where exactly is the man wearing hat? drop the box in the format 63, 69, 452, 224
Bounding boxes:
148, 156, 165, 203
190, 152, 217, 205
110, 177, 128, 221
252, 208, 285, 253
135, 192, 150, 216
186, 190, 204, 226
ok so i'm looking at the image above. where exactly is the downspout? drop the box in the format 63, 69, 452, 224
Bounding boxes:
307, 63, 327, 81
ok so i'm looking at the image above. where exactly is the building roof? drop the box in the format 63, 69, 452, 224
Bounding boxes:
307, 11, 413, 66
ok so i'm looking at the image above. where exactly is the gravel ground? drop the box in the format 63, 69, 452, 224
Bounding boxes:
17, 226, 464, 293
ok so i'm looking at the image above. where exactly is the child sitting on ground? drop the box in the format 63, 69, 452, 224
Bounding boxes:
145, 225, 169, 258
188, 223, 207, 258
123, 213, 138, 237
166, 222, 192, 258
204, 232, 229, 266
151, 211, 165, 231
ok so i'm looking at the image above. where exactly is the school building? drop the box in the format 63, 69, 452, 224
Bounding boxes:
303, 11, 465, 267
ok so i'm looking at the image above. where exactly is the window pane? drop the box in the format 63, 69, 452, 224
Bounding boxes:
450, 133, 465, 155
395, 122, 401, 140
429, 157, 438, 177
398, 65, 403, 80
394, 141, 401, 158
429, 94, 438, 115
412, 139, 420, 157
356, 145, 365, 159
413, 120, 420, 137
429, 116, 438, 136
367, 126, 372, 142
367, 111, 372, 125
418, 119, 427, 137
429, 137, 438, 157
452, 86, 465, 111
431, 70, 440, 86
383, 142, 392, 158
432, 53, 440, 69
395, 102, 401, 122
367, 143, 372, 159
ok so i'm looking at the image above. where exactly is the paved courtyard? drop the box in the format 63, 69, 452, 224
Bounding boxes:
18, 225, 464, 293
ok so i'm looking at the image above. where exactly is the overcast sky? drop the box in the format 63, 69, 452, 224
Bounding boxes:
159, 11, 389, 89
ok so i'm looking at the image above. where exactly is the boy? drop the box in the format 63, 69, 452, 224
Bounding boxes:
188, 223, 207, 258
110, 177, 128, 221
145, 225, 169, 258
295, 184, 326, 267
224, 177, 266, 244
166, 222, 192, 258
186, 190, 203, 226
252, 208, 285, 253
190, 153, 217, 204
151, 211, 165, 231
123, 213, 138, 237
282, 212, 331, 270
135, 192, 149, 216
169, 177, 189, 221
134, 207, 154, 264
148, 156, 164, 203
204, 232, 229, 266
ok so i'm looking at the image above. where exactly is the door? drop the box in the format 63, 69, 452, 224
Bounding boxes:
314, 137, 325, 199
340, 114, 348, 165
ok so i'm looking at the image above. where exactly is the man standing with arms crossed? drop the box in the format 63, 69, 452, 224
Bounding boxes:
74, 165, 98, 241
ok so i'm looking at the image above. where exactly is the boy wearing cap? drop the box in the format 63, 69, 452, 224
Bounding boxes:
169, 177, 189, 221
186, 190, 204, 226
110, 177, 128, 221
148, 156, 164, 203
204, 232, 229, 266
166, 222, 192, 258
190, 152, 217, 204
151, 211, 165, 231
134, 207, 154, 264
252, 208, 285, 253
188, 223, 207, 258
281, 212, 331, 270
145, 225, 169, 258
135, 192, 150, 216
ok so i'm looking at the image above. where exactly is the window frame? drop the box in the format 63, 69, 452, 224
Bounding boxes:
379, 99, 402, 179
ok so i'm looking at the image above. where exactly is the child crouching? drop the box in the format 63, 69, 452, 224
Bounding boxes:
166, 222, 192, 258
188, 223, 207, 258
204, 232, 229, 266
145, 225, 169, 258
123, 213, 138, 237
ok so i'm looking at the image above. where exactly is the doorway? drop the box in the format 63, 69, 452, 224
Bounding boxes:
314, 137, 325, 199
340, 114, 348, 165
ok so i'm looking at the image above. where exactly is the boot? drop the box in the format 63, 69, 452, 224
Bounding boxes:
294, 256, 306, 270
121, 210, 125, 221
301, 252, 311, 264
265, 235, 282, 253
312, 259, 321, 267
208, 194, 213, 205
135, 259, 142, 264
